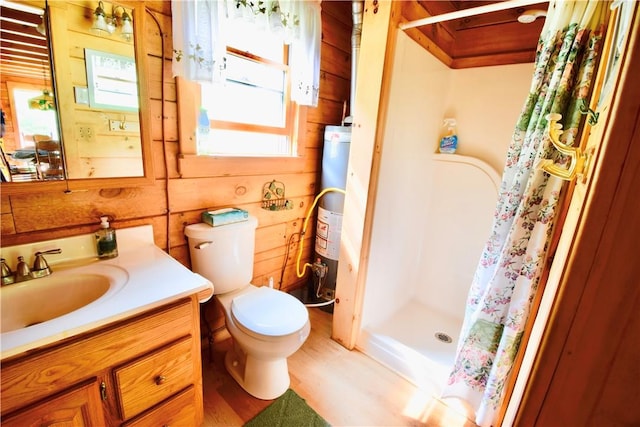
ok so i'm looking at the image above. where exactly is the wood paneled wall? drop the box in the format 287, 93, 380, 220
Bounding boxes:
0, 75, 41, 153
49, 1, 142, 180
1, 1, 352, 327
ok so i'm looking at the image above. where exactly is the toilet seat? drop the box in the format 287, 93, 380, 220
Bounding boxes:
231, 287, 308, 338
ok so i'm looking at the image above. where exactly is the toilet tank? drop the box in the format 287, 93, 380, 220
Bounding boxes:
184, 216, 258, 295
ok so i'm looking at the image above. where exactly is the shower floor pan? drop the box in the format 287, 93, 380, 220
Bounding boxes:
358, 300, 462, 396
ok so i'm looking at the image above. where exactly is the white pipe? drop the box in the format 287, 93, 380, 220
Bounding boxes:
399, 0, 546, 30
304, 299, 335, 308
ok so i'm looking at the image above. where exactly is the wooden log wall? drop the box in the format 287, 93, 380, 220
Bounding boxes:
50, 1, 143, 180
1, 1, 352, 332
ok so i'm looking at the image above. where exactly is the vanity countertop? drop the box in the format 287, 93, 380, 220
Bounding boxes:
0, 225, 213, 360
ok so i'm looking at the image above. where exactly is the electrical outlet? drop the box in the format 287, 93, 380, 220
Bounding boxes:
77, 126, 95, 143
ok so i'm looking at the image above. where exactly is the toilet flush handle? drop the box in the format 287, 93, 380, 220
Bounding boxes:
195, 241, 213, 249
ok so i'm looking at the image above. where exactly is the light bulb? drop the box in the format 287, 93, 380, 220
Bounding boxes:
91, 2, 110, 36
106, 16, 116, 34
120, 10, 133, 41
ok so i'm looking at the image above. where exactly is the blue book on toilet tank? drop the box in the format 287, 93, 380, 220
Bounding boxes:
202, 208, 249, 227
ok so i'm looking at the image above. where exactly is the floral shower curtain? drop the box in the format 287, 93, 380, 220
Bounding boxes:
442, 1, 607, 425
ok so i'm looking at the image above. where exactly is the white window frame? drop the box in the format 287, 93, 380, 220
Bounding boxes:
196, 30, 300, 157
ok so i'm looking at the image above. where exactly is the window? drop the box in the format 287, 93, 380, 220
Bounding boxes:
173, 0, 321, 174
85, 49, 138, 112
198, 20, 298, 157
7, 83, 59, 149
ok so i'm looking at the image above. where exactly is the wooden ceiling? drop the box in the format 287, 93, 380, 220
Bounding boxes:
0, 3, 50, 82
400, 0, 550, 68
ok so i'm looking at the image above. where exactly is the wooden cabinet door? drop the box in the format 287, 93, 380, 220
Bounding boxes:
1, 379, 105, 427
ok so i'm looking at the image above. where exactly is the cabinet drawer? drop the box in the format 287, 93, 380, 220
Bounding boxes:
122, 385, 197, 427
114, 336, 194, 420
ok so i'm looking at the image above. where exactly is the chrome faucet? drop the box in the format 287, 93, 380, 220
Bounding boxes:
32, 249, 62, 278
1, 248, 62, 285
14, 256, 32, 282
1, 258, 14, 285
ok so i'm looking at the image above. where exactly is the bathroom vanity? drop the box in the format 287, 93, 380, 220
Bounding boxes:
0, 225, 213, 425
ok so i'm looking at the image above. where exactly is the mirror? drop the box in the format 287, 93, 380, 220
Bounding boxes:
0, 1, 61, 183
0, 0, 153, 194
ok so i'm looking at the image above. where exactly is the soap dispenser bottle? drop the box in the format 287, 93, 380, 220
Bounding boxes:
96, 216, 118, 259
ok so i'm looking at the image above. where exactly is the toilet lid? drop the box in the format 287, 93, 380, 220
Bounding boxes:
231, 287, 308, 337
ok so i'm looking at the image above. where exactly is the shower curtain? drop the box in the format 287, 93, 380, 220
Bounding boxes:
442, 1, 607, 426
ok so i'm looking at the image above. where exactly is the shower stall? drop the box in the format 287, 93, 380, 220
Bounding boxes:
354, 30, 532, 397
357, 153, 500, 395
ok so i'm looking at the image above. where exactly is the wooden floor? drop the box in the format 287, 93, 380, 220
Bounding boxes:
200, 308, 477, 426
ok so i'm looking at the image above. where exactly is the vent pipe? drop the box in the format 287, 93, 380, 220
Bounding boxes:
345, 0, 363, 125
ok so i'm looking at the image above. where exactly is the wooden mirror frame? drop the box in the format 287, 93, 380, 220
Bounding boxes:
1, 3, 154, 196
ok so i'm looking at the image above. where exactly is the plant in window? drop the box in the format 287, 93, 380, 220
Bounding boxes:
234, 0, 300, 29
235, 0, 275, 15
173, 43, 215, 71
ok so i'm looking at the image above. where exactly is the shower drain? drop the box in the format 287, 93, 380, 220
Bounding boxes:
435, 332, 452, 343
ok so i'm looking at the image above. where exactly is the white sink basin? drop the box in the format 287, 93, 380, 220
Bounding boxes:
0, 264, 128, 333
0, 224, 213, 360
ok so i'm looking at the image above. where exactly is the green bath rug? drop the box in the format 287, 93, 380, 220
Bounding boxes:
244, 389, 330, 427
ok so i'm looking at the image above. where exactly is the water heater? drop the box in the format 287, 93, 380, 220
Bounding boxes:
312, 125, 351, 308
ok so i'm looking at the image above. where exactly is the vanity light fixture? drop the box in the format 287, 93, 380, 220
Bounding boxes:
119, 8, 133, 41
91, 1, 133, 41
91, 1, 109, 35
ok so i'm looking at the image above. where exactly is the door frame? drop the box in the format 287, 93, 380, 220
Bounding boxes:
333, 0, 640, 424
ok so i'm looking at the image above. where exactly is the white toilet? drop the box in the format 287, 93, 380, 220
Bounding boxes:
184, 216, 310, 400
